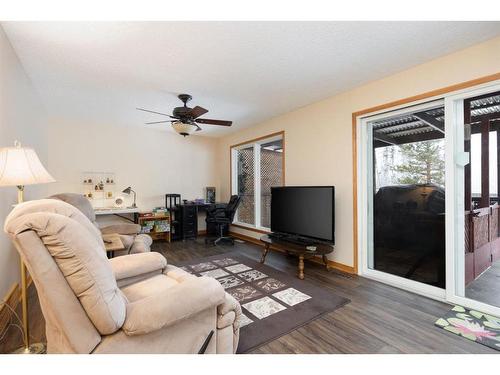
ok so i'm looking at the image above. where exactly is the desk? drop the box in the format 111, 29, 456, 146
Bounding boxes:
95, 207, 140, 223
170, 202, 225, 241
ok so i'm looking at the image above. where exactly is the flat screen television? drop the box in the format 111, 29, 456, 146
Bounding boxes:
270, 186, 335, 244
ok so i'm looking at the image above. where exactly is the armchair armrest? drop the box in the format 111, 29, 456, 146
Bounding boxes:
101, 223, 141, 235
123, 277, 225, 336
217, 293, 242, 330
109, 252, 167, 281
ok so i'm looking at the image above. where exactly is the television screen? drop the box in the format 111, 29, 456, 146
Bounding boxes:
270, 186, 335, 243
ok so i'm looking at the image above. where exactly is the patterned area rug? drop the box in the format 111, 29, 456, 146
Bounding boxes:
175, 253, 350, 353
435, 305, 500, 351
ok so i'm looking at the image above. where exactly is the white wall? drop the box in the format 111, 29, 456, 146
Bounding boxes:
216, 36, 500, 270
0, 27, 49, 298
46, 118, 219, 229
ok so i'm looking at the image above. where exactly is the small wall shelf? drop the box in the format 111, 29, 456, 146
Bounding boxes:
82, 171, 118, 208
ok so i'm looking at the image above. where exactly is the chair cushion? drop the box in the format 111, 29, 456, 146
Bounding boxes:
50, 193, 96, 222
5, 203, 127, 335
120, 274, 179, 303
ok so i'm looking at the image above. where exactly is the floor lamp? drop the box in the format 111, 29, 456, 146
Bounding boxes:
0, 141, 55, 354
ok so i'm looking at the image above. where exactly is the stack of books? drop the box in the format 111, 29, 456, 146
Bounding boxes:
152, 207, 169, 217
140, 221, 154, 234
153, 220, 170, 233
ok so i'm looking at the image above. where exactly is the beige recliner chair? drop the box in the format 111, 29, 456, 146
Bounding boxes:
50, 193, 152, 256
4, 199, 241, 353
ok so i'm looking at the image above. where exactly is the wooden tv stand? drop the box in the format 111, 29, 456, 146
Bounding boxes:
259, 234, 334, 280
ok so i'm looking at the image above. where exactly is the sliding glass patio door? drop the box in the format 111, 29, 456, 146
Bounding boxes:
446, 83, 500, 317
358, 100, 447, 299
358, 79, 500, 313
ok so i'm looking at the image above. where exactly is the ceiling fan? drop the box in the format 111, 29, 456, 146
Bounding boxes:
137, 94, 232, 137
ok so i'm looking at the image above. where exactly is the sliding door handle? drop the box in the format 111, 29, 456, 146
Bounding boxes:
456, 152, 470, 167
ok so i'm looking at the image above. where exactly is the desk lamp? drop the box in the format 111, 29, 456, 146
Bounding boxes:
122, 186, 137, 208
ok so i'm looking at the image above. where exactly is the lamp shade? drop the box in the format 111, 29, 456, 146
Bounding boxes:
172, 121, 197, 137
0, 143, 55, 186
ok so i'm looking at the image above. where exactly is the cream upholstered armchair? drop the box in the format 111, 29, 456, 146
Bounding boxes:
4, 199, 241, 353
50, 193, 152, 256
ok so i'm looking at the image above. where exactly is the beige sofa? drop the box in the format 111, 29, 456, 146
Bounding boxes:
50, 193, 153, 256
4, 199, 241, 353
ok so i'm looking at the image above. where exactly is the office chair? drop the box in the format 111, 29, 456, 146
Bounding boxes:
205, 195, 241, 246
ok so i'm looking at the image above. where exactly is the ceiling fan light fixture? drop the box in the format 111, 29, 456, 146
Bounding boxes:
172, 121, 197, 137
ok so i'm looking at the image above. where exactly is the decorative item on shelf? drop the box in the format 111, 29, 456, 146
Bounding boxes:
206, 186, 216, 203
0, 140, 55, 354
122, 186, 137, 208
114, 196, 125, 208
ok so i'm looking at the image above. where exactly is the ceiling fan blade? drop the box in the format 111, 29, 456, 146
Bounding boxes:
145, 120, 171, 125
195, 124, 202, 131
196, 118, 232, 126
190, 106, 209, 119
137, 107, 177, 118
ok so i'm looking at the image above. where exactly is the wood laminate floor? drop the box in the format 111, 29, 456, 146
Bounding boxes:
0, 237, 496, 353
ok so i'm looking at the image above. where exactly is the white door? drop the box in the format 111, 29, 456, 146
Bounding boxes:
445, 82, 500, 317
357, 99, 446, 301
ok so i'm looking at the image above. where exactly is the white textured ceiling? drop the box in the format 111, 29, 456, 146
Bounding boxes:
3, 21, 500, 137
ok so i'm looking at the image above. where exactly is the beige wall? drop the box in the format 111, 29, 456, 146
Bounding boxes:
217, 36, 500, 269
46, 118, 219, 230
0, 27, 49, 298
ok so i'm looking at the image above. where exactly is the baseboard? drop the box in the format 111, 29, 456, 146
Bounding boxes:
229, 231, 356, 274
198, 230, 207, 236
0, 276, 33, 337
229, 231, 262, 246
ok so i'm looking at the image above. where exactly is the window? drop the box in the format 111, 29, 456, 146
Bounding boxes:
231, 133, 284, 230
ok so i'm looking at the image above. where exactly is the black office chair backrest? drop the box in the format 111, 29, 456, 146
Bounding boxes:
226, 195, 242, 222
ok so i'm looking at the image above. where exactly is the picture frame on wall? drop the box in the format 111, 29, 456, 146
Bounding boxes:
206, 186, 216, 203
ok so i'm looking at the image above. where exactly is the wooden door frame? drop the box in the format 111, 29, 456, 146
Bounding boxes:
352, 72, 500, 275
